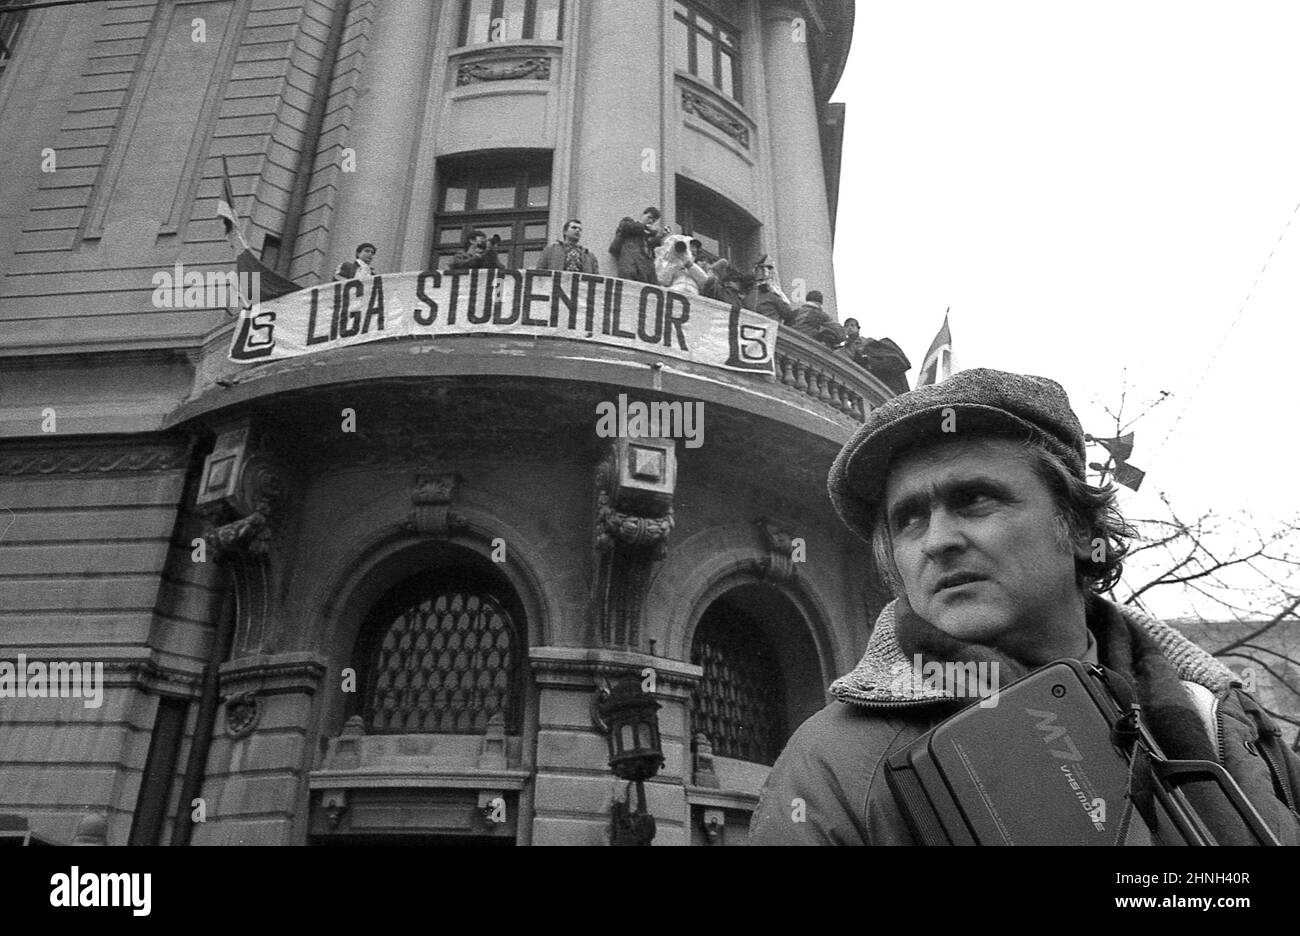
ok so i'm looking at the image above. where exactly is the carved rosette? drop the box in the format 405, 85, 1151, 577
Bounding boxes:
224, 690, 261, 738
456, 57, 551, 86
753, 517, 797, 583
405, 472, 468, 537
681, 88, 750, 148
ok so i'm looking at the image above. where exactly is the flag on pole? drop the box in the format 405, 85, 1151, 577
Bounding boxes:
1085, 431, 1145, 491
916, 309, 954, 387
1112, 462, 1146, 491
215, 156, 300, 308
1090, 432, 1135, 464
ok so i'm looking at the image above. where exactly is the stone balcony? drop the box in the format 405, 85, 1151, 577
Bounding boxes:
169, 271, 893, 446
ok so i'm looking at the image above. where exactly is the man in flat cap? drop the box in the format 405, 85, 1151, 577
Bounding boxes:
750, 369, 1300, 845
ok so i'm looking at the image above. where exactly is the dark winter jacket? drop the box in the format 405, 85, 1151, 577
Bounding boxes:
536, 240, 599, 274
790, 302, 845, 347
609, 217, 662, 284
750, 596, 1300, 845
742, 283, 794, 325
856, 337, 912, 395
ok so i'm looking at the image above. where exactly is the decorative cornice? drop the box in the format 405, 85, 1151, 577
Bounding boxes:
0, 444, 191, 477
681, 88, 750, 148
456, 56, 551, 86
529, 646, 702, 696
219, 652, 330, 696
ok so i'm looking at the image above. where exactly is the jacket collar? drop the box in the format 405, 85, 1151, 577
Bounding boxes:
829, 596, 1237, 707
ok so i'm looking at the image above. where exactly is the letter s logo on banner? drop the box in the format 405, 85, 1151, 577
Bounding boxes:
726, 306, 773, 371
230, 308, 277, 361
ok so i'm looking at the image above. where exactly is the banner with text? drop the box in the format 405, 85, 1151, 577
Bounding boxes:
227, 269, 776, 374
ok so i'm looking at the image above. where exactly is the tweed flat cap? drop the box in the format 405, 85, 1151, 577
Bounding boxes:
828, 368, 1087, 543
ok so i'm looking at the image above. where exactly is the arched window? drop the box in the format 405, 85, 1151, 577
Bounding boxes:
690, 600, 787, 765
353, 567, 525, 734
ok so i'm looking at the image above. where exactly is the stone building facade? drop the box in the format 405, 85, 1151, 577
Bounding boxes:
0, 0, 882, 845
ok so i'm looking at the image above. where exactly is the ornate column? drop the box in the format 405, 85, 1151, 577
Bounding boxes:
325, 0, 440, 275
761, 5, 838, 315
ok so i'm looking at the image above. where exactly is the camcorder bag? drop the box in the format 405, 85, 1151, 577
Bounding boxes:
884, 659, 1280, 845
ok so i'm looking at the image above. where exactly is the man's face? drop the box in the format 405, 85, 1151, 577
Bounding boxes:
469, 236, 487, 255
755, 261, 774, 283
845, 321, 860, 339
564, 222, 582, 244
641, 211, 658, 230
882, 437, 1081, 652
358, 246, 376, 264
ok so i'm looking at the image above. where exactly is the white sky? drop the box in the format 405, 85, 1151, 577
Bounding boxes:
831, 1, 1300, 616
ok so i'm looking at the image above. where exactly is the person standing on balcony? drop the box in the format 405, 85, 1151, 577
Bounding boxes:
609, 207, 666, 284
704, 259, 751, 312
536, 219, 599, 274
334, 242, 377, 280
743, 255, 794, 325
448, 230, 503, 271
837, 318, 868, 360
790, 290, 845, 348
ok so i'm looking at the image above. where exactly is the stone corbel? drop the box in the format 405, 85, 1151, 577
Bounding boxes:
753, 517, 798, 583
196, 423, 293, 560
593, 440, 677, 649
406, 471, 468, 537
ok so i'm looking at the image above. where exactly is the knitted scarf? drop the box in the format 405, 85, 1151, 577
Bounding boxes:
892, 593, 1216, 762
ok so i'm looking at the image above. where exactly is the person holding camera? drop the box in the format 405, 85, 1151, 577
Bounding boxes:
750, 369, 1300, 845
448, 229, 503, 271
609, 207, 667, 284
742, 254, 794, 325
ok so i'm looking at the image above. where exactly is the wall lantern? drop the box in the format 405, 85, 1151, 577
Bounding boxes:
596, 676, 664, 846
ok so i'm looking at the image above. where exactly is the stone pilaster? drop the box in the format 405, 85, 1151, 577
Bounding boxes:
761, 5, 837, 315
528, 647, 702, 846
325, 0, 440, 275
572, 1, 664, 253
191, 652, 328, 845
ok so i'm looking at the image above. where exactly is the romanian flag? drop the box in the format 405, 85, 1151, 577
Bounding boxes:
916, 310, 954, 387
216, 156, 300, 309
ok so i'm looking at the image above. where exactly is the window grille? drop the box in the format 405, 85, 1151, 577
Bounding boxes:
690, 607, 786, 765
363, 590, 520, 733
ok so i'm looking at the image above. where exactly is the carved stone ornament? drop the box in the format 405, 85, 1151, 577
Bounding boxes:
200, 452, 290, 559
593, 442, 676, 649
225, 690, 261, 738
456, 56, 551, 86
681, 88, 750, 148
406, 471, 468, 537
0, 444, 189, 476
753, 517, 798, 583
